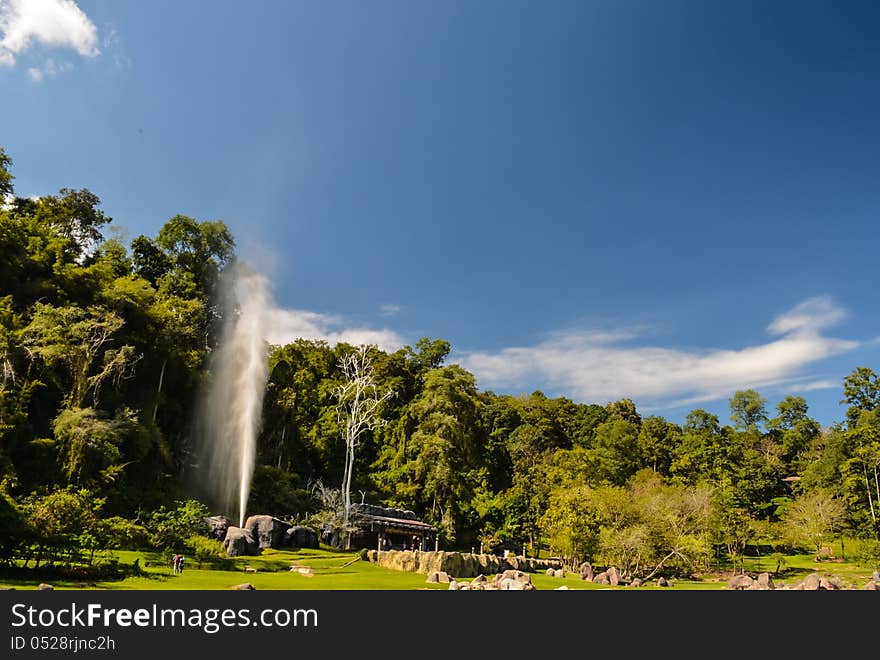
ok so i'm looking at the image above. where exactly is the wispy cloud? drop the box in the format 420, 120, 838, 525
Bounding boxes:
26, 56, 70, 80
457, 296, 859, 409
0, 0, 99, 69
101, 24, 129, 69
264, 308, 406, 353
379, 304, 401, 317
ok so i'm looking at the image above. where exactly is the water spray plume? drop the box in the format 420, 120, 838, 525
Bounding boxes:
192, 262, 271, 527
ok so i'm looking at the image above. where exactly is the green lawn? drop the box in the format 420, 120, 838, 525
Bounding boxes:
1, 545, 874, 590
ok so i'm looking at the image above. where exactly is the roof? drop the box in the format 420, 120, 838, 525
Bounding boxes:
351, 503, 437, 533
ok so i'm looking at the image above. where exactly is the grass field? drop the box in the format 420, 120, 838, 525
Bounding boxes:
1, 543, 875, 591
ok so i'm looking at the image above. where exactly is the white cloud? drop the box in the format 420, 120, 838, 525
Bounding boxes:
0, 0, 99, 67
787, 379, 840, 393
26, 56, 70, 81
264, 307, 406, 353
457, 296, 859, 409
379, 304, 401, 317
102, 24, 129, 69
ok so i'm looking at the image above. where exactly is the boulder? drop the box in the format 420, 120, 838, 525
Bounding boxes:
492, 570, 532, 589
244, 515, 291, 549
656, 577, 669, 587
223, 526, 261, 557
756, 573, 775, 590
37, 583, 53, 591
803, 573, 822, 591
231, 583, 256, 590
607, 566, 621, 586
630, 578, 643, 588
579, 562, 594, 581
819, 577, 839, 590
592, 572, 609, 585
472, 574, 487, 583
553, 568, 565, 578
863, 580, 878, 591
727, 574, 754, 590
546, 568, 556, 576
555, 585, 570, 590
448, 579, 461, 591
284, 525, 319, 549
426, 571, 451, 584
205, 515, 232, 541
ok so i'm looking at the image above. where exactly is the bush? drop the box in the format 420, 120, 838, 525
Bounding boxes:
854, 539, 880, 572
187, 535, 227, 569
145, 499, 210, 550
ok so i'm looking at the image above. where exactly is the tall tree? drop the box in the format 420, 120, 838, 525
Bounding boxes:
334, 345, 394, 546
842, 367, 880, 427
0, 147, 13, 197
729, 389, 768, 432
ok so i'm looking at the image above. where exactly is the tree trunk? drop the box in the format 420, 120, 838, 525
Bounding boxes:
871, 463, 880, 524
152, 359, 166, 424
862, 460, 876, 524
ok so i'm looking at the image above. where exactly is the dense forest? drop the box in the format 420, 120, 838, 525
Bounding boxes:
1, 146, 878, 579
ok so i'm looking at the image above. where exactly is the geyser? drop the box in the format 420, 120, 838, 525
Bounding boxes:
192, 262, 271, 527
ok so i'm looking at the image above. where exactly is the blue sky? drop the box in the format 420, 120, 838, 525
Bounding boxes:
2, 0, 879, 427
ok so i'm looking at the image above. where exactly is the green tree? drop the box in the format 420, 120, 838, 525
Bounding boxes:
729, 389, 768, 432
0, 147, 13, 197
23, 303, 139, 409
842, 367, 880, 427
768, 395, 820, 467
782, 490, 846, 561
51, 407, 139, 487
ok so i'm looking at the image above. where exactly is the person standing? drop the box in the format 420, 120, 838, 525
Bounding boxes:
172, 554, 180, 575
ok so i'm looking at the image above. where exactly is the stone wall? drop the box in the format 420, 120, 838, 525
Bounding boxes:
365, 550, 562, 578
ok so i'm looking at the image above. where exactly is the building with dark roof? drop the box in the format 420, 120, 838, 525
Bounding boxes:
349, 503, 437, 551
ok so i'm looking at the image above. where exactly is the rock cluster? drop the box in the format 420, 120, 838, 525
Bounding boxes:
221, 515, 319, 556
726, 571, 878, 591
445, 570, 536, 590
366, 549, 563, 577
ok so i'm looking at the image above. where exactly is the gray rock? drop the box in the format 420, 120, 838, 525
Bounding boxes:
803, 573, 822, 591
863, 580, 878, 591
37, 583, 53, 591
426, 571, 451, 584
284, 525, 319, 549
244, 515, 291, 549
727, 574, 754, 590
231, 583, 256, 590
546, 568, 556, 576
656, 577, 668, 587
205, 515, 232, 541
223, 526, 261, 557
579, 562, 593, 581
630, 578, 643, 588
593, 572, 610, 585
553, 568, 565, 578
607, 566, 621, 586
499, 577, 525, 590
819, 577, 838, 590
756, 572, 774, 590
448, 579, 461, 591
473, 574, 487, 583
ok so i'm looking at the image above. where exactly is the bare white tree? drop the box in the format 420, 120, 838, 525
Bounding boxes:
334, 345, 394, 548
